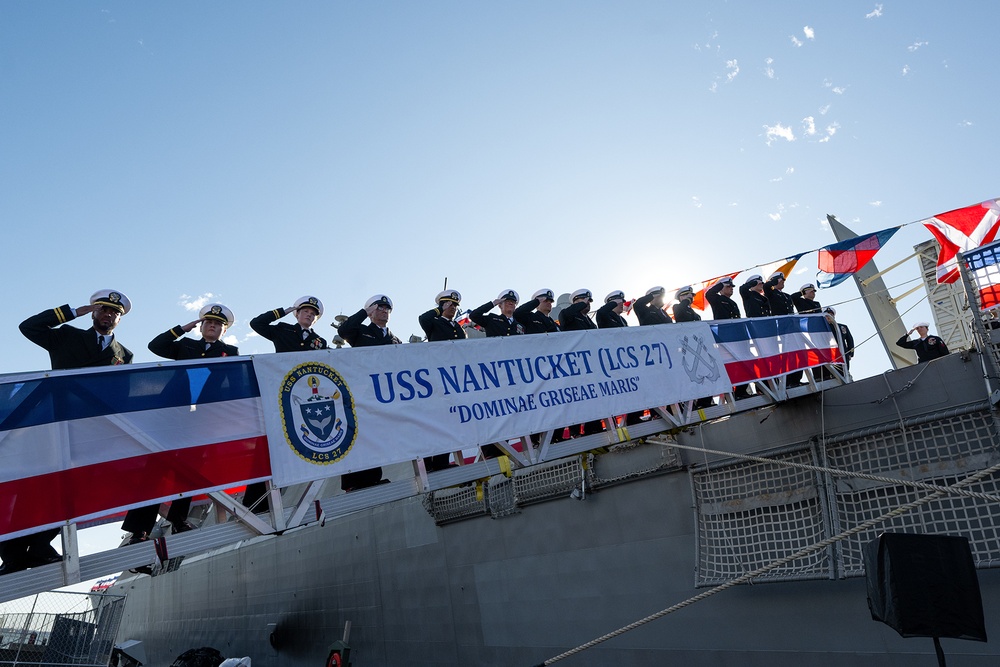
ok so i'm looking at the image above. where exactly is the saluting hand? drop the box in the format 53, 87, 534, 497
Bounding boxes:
365, 304, 379, 320
181, 319, 203, 333
284, 306, 295, 316
74, 304, 97, 317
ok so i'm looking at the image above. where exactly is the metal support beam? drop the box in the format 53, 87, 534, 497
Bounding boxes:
207, 491, 275, 535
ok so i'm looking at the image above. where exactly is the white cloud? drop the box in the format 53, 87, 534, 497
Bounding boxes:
709, 81, 718, 93
692, 196, 703, 209
908, 41, 929, 52
866, 3, 883, 19
818, 122, 840, 143
764, 57, 776, 79
959, 120, 973, 127
769, 203, 786, 221
902, 64, 910, 76
819, 104, 831, 115
803, 26, 815, 40
764, 123, 795, 145
179, 293, 214, 312
244, 330, 260, 339
832, 86, 846, 95
770, 176, 783, 183
802, 116, 817, 135
790, 36, 803, 47
726, 59, 740, 82
786, 167, 795, 175
223, 334, 239, 346
869, 201, 883, 207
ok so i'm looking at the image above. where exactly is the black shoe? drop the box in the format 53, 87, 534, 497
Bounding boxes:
128, 565, 153, 575
0, 563, 27, 576
171, 520, 195, 534
26, 554, 62, 568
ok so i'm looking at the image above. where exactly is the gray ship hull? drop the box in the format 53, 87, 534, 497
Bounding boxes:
114, 353, 1000, 666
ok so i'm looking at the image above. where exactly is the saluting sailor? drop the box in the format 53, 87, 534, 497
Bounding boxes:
250, 296, 328, 352
632, 286, 673, 326
513, 288, 560, 334
705, 277, 741, 320
672, 286, 701, 322
739, 275, 771, 318
418, 289, 465, 470
338, 294, 401, 347
470, 289, 524, 337
764, 272, 795, 315
596, 290, 629, 328
148, 303, 238, 359
792, 283, 822, 314
246, 296, 326, 511
559, 289, 597, 331
896, 321, 949, 363
3, 290, 134, 575
336, 294, 400, 491
418, 290, 467, 341
121, 303, 239, 547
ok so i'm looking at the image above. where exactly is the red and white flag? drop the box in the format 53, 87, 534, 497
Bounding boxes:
922, 199, 1000, 283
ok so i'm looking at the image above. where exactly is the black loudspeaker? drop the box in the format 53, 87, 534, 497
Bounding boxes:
864, 532, 987, 642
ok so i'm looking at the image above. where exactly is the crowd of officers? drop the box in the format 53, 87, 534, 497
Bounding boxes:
3, 274, 949, 575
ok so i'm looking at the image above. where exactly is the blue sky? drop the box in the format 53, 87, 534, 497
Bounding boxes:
1, 2, 996, 566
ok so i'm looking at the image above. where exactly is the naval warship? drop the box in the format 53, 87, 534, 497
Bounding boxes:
2, 229, 1000, 667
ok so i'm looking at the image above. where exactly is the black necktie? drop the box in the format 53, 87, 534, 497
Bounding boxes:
98, 335, 106, 350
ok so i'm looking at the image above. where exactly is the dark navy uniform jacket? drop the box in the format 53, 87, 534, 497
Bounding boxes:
419, 308, 467, 341
149, 327, 239, 359
632, 293, 673, 326
20, 305, 133, 368
705, 283, 741, 320
792, 292, 822, 314
896, 334, 949, 363
338, 308, 402, 346
835, 323, 855, 361
673, 298, 701, 322
559, 301, 597, 331
470, 302, 523, 337
764, 278, 795, 315
596, 301, 628, 328
250, 308, 328, 352
513, 299, 560, 335
739, 284, 772, 318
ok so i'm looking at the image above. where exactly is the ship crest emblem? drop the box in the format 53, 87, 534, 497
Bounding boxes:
681, 334, 720, 384
279, 362, 358, 465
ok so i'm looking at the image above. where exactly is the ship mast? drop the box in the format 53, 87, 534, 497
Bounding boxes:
826, 214, 917, 369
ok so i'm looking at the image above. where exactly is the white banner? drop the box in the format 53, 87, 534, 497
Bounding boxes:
253, 323, 730, 486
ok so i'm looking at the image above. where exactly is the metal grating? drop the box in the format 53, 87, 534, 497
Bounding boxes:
487, 475, 518, 518
513, 457, 585, 506
691, 447, 832, 586
591, 437, 681, 486
426, 484, 489, 525
0, 591, 126, 667
824, 410, 1000, 577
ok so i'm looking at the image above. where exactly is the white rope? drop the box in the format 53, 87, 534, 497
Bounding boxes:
531, 461, 1000, 666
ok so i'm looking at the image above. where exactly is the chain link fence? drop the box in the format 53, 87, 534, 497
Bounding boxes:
0, 590, 126, 667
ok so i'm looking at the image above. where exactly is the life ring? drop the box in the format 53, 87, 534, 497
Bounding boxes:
325, 650, 342, 667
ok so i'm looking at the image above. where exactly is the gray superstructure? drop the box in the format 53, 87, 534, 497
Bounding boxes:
112, 350, 1000, 666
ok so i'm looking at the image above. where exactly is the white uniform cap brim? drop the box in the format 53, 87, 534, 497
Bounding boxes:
365, 295, 393, 310
914, 321, 930, 328
199, 303, 235, 326
531, 288, 554, 301
90, 289, 131, 315
294, 296, 324, 319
